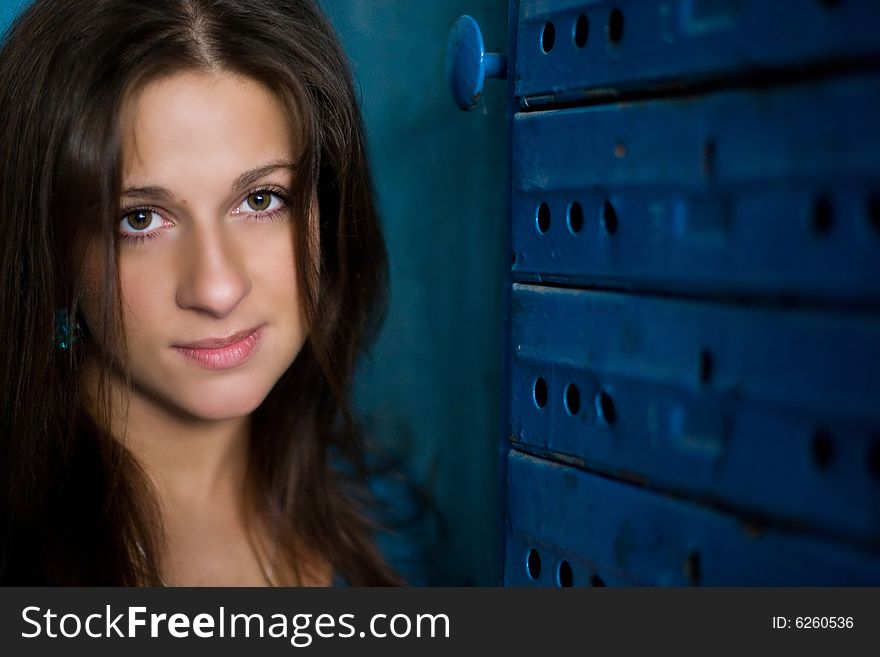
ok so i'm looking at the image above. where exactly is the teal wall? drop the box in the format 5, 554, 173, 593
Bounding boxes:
0, 0, 25, 35
0, 0, 509, 585
318, 0, 508, 585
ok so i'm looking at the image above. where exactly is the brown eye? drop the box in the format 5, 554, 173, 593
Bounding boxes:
123, 210, 153, 230
234, 190, 284, 217
123, 210, 154, 231
246, 192, 271, 211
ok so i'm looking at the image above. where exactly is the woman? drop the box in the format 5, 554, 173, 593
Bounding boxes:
0, 0, 402, 585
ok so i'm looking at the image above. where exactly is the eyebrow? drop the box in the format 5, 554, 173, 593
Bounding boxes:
121, 160, 298, 201
232, 160, 298, 192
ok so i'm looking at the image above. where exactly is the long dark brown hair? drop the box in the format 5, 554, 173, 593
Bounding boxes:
0, 0, 400, 585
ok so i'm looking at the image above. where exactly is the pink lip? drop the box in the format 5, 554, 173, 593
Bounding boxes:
173, 325, 264, 370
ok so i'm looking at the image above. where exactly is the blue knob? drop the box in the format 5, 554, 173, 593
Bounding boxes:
446, 15, 507, 111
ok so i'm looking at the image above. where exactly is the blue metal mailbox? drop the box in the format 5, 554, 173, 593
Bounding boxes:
447, 0, 880, 585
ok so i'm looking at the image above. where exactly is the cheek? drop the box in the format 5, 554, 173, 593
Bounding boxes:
115, 258, 175, 344
250, 224, 308, 364
78, 263, 155, 357
252, 223, 300, 311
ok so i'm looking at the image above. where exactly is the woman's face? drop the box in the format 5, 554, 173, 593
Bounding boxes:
81, 70, 307, 421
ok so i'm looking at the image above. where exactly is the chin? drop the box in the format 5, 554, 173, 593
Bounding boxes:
184, 400, 262, 422
180, 385, 272, 422
148, 372, 276, 422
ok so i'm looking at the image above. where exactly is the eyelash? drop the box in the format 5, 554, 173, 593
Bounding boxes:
118, 185, 291, 245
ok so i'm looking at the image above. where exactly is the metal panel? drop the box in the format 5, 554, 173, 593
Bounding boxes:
512, 74, 880, 301
504, 0, 880, 588
510, 283, 880, 544
506, 450, 880, 585
515, 0, 880, 104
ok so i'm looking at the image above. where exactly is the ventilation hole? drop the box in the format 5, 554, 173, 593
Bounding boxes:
685, 552, 702, 585
698, 350, 713, 385
558, 560, 574, 587
564, 383, 581, 416
536, 202, 551, 234
533, 377, 548, 409
573, 14, 589, 48
527, 549, 541, 580
601, 200, 618, 235
595, 389, 617, 425
608, 8, 624, 44
811, 196, 833, 236
868, 437, 880, 481
702, 139, 716, 177
867, 195, 880, 234
541, 21, 556, 53
811, 428, 834, 469
591, 573, 605, 587
567, 201, 584, 234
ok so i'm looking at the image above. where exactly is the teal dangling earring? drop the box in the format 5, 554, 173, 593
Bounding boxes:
55, 308, 79, 351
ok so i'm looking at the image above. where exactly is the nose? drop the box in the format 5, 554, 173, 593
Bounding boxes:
175, 222, 251, 318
